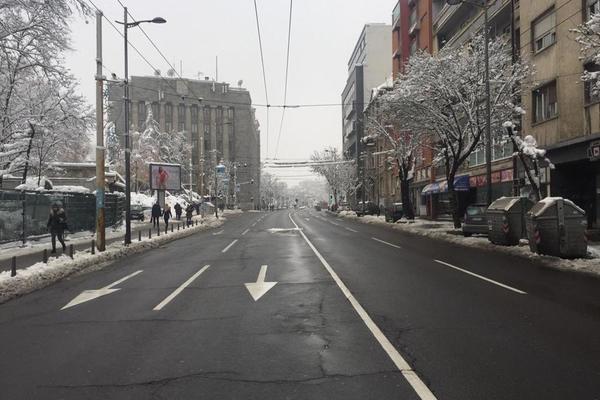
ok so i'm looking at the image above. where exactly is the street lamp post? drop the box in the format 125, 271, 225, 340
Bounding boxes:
446, 0, 492, 205
116, 10, 166, 245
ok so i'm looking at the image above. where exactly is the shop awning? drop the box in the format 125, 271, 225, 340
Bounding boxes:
421, 175, 470, 195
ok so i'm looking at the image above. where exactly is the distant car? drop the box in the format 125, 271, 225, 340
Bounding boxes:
384, 202, 403, 222
462, 204, 488, 237
355, 201, 380, 217
314, 205, 322, 211
131, 204, 145, 221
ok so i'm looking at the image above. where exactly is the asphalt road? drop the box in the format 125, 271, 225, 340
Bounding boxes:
0, 209, 599, 399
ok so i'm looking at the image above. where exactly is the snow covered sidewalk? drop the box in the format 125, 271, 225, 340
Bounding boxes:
0, 216, 224, 304
335, 212, 600, 278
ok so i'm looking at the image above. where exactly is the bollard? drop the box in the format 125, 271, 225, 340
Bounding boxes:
11, 256, 16, 277
157, 226, 160, 237
91, 239, 95, 255
177, 223, 180, 231
149, 228, 152, 239
69, 244, 74, 259
171, 225, 174, 233
138, 230, 142, 242
43, 249, 48, 263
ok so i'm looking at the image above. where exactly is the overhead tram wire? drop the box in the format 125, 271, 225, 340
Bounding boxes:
274, 0, 293, 159
253, 0, 271, 157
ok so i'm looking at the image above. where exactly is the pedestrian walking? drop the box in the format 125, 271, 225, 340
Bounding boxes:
151, 202, 161, 229
185, 204, 194, 226
195, 202, 200, 215
163, 204, 172, 232
47, 202, 67, 254
174, 202, 182, 220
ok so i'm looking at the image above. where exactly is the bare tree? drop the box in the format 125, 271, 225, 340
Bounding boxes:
310, 147, 356, 209
387, 34, 530, 227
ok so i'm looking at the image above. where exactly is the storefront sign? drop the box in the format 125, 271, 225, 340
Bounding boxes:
501, 169, 513, 182
588, 140, 600, 161
491, 171, 502, 184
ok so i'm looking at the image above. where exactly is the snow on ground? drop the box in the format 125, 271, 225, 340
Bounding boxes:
336, 212, 600, 278
0, 216, 225, 303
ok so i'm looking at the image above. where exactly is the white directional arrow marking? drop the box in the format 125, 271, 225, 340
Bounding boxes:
245, 265, 277, 301
61, 270, 143, 310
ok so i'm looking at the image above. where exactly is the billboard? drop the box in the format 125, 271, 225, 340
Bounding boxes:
149, 163, 182, 191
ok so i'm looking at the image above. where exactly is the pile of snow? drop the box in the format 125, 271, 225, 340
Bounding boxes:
0, 215, 224, 303
130, 192, 155, 208
338, 210, 357, 218
52, 185, 90, 193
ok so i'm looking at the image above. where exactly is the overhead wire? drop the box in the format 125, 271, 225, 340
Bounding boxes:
274, 0, 293, 159
253, 0, 270, 157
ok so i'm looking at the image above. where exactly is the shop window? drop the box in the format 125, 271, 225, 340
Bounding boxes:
532, 10, 556, 53
533, 81, 557, 123
191, 105, 198, 135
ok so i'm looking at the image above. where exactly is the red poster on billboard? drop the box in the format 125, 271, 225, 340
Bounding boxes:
149, 163, 182, 191
501, 169, 513, 182
492, 171, 501, 184
476, 175, 487, 187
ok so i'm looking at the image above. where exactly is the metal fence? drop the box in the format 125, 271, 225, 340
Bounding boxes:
0, 190, 124, 243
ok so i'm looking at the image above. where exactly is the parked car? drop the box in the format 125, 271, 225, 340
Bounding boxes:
462, 204, 488, 237
355, 201, 380, 217
384, 202, 403, 222
131, 204, 145, 221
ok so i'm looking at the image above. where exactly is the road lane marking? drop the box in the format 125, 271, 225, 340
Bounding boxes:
222, 239, 238, 253
329, 221, 340, 226
153, 265, 210, 311
434, 260, 527, 295
212, 230, 224, 236
245, 265, 277, 301
289, 214, 436, 400
372, 237, 402, 249
345, 227, 358, 233
241, 228, 250, 236
62, 270, 143, 310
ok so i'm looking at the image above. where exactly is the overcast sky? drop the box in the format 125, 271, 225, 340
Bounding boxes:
66, 0, 395, 185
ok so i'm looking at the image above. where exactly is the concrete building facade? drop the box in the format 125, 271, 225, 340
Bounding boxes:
107, 76, 260, 210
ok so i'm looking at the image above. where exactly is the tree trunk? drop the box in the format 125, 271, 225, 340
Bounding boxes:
21, 123, 35, 184
447, 171, 461, 229
400, 177, 414, 220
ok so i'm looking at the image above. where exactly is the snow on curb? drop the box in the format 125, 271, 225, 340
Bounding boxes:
335, 212, 600, 278
0, 217, 224, 304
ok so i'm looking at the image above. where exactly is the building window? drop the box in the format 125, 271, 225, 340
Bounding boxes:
178, 103, 186, 132
191, 105, 198, 135
165, 103, 173, 132
532, 10, 556, 53
137, 101, 146, 130
151, 102, 160, 123
588, 0, 600, 20
533, 81, 557, 123
216, 107, 224, 155
409, 37, 418, 56
203, 107, 211, 152
228, 108, 235, 158
409, 5, 418, 29
584, 63, 600, 104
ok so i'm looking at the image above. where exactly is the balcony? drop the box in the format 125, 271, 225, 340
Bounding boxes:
409, 19, 420, 36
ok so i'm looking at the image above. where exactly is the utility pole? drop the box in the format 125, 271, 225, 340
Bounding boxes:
95, 11, 106, 251
122, 7, 132, 245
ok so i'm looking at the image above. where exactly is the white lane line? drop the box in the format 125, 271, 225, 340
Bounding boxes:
212, 230, 224, 236
345, 227, 358, 233
372, 237, 402, 249
222, 239, 238, 253
329, 220, 340, 226
153, 265, 210, 311
242, 228, 250, 236
434, 260, 527, 295
251, 222, 257, 227
289, 213, 436, 400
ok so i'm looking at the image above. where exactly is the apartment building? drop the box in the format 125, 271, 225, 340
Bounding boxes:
107, 76, 260, 210
520, 0, 600, 230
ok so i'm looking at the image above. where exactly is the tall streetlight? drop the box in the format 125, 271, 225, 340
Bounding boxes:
446, 0, 492, 205
116, 9, 166, 244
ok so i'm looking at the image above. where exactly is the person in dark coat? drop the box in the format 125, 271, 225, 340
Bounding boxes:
47, 202, 67, 254
174, 202, 182, 220
163, 204, 172, 232
151, 202, 161, 228
195, 202, 200, 215
185, 204, 194, 226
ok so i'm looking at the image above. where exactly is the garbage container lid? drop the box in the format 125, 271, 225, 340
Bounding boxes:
529, 197, 584, 217
488, 196, 522, 212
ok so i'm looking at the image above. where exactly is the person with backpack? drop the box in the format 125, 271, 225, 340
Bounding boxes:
47, 202, 67, 254
163, 204, 172, 232
185, 204, 194, 226
174, 202, 182, 220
